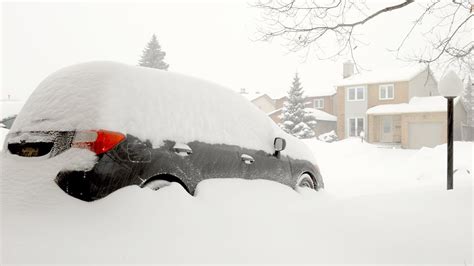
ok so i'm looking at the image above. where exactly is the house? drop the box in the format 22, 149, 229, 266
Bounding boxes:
240, 89, 338, 137
366, 96, 466, 148
305, 92, 337, 116
335, 61, 471, 148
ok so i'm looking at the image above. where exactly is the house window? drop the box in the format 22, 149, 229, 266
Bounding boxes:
313, 98, 324, 109
347, 87, 365, 101
379, 84, 394, 100
348, 117, 364, 137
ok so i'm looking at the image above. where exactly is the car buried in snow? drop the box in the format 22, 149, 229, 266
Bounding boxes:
3, 62, 324, 201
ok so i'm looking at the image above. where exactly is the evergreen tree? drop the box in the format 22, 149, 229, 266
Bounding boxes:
280, 73, 317, 138
138, 34, 169, 70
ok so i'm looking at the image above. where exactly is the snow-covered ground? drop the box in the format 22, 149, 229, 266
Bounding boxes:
1, 137, 472, 264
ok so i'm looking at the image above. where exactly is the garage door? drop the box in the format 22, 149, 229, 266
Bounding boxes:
408, 122, 445, 149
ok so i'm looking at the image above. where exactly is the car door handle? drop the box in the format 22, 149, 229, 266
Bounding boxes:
173, 143, 192, 156
241, 154, 255, 164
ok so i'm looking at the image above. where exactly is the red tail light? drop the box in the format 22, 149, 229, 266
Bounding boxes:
72, 130, 126, 154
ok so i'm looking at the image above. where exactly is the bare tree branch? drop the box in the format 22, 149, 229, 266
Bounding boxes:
254, 0, 473, 77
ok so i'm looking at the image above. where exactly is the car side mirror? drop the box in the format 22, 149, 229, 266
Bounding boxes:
274, 137, 286, 152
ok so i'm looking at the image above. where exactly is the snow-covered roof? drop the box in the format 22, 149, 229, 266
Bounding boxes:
0, 99, 25, 120
335, 66, 427, 87
239, 91, 267, 102
366, 96, 457, 115
305, 89, 336, 97
267, 108, 282, 116
305, 108, 337, 121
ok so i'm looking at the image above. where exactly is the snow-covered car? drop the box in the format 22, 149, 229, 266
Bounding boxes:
4, 62, 323, 201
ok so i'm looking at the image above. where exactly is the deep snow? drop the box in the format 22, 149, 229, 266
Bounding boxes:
1, 138, 472, 264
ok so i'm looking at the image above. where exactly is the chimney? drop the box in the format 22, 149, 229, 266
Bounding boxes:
343, 61, 354, 79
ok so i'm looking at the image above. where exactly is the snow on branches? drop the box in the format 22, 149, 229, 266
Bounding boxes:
280, 73, 317, 139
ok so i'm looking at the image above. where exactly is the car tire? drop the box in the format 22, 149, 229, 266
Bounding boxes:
296, 173, 315, 190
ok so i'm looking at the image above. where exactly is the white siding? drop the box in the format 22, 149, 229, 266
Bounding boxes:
408, 69, 438, 98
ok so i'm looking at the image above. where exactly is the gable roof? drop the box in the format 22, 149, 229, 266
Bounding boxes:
305, 108, 337, 121
335, 66, 428, 87
305, 89, 336, 97
239, 91, 266, 102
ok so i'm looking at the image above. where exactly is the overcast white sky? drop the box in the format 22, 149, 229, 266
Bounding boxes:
1, 0, 449, 100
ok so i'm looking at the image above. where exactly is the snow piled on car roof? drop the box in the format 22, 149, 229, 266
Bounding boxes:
11, 61, 315, 162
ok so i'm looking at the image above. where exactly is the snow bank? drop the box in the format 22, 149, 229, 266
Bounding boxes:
1, 171, 472, 264
318, 130, 338, 142
0, 128, 8, 149
367, 96, 453, 115
304, 138, 472, 197
10, 61, 315, 163
1, 149, 97, 208
1, 138, 472, 264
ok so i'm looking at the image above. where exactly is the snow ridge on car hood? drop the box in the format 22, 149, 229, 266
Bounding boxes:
10, 61, 316, 164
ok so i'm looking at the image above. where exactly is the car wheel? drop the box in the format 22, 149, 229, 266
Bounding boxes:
144, 179, 172, 191
296, 173, 315, 190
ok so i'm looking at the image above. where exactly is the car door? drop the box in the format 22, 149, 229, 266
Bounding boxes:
239, 145, 292, 184
187, 141, 243, 180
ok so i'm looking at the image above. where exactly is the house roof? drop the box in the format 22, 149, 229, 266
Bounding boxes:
267, 108, 282, 116
335, 66, 427, 87
239, 91, 267, 102
305, 108, 337, 121
366, 96, 459, 115
305, 89, 336, 97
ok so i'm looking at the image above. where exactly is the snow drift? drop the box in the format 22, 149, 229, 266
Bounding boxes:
1, 139, 472, 264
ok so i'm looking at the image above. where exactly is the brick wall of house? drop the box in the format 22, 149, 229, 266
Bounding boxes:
336, 87, 346, 139
274, 97, 287, 109
305, 95, 336, 115
368, 114, 402, 143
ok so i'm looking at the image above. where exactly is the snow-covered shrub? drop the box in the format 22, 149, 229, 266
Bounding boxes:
318, 130, 338, 143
